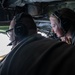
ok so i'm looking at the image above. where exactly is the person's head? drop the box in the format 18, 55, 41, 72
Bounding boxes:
49, 8, 75, 38
6, 12, 37, 47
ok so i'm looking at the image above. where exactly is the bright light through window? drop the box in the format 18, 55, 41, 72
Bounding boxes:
0, 33, 12, 56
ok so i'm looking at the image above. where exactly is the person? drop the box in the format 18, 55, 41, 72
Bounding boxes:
6, 12, 42, 49
0, 12, 75, 75
0, 12, 45, 71
49, 8, 75, 45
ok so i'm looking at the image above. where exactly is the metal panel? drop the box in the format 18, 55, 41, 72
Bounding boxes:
2, 0, 62, 7
28, 0, 61, 2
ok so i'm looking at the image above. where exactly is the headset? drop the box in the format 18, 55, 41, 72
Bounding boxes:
7, 13, 29, 46
14, 13, 28, 38
14, 22, 28, 38
53, 10, 71, 34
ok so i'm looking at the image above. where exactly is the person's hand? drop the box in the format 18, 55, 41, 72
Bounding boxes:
60, 36, 72, 44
